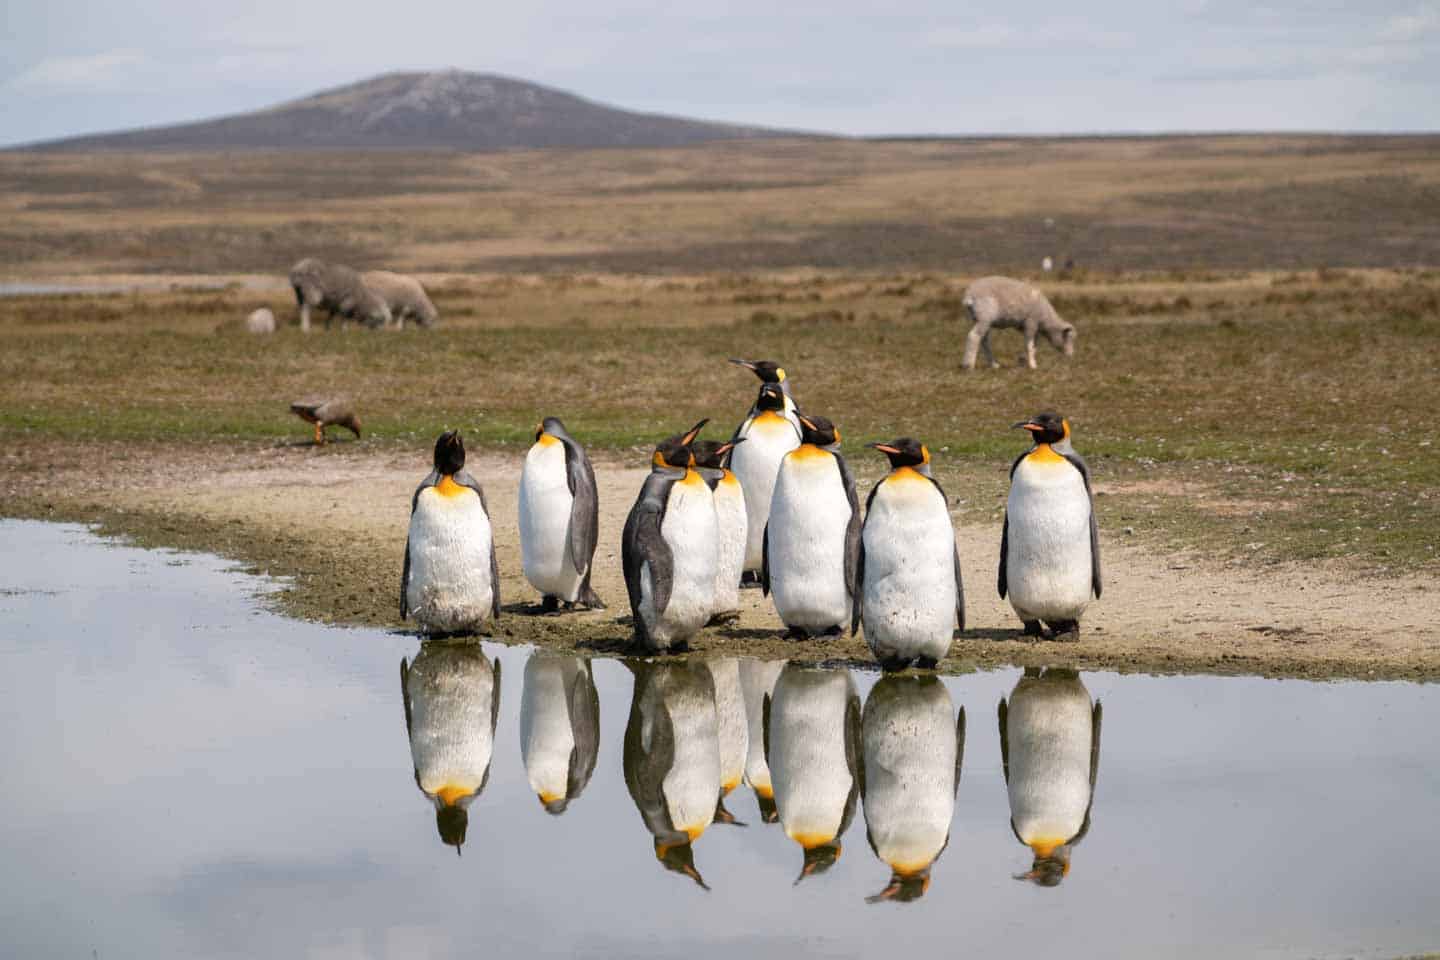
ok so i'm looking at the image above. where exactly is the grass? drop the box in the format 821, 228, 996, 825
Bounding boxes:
2, 267, 1437, 573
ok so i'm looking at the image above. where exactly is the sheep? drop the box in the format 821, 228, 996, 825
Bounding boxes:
288, 258, 391, 332
960, 275, 1076, 371
361, 270, 438, 329
245, 307, 276, 334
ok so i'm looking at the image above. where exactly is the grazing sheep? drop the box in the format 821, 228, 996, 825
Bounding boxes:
960, 276, 1076, 371
361, 270, 438, 329
288, 258, 391, 332
245, 307, 276, 334
290, 397, 361, 445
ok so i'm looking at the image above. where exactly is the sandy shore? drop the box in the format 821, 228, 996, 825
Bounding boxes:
4, 438, 1436, 681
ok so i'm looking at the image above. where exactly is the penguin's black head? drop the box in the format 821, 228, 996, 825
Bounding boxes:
797, 414, 840, 447
651, 418, 708, 470
756, 793, 779, 823
754, 382, 786, 413
436, 805, 469, 851
1016, 849, 1071, 887
433, 430, 466, 474
866, 869, 932, 904
691, 439, 741, 469
1014, 411, 1068, 446
795, 841, 843, 884
868, 437, 930, 469
541, 795, 570, 816
655, 839, 709, 890
535, 416, 568, 442
730, 357, 787, 384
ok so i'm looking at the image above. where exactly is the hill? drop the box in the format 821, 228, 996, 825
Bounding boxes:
18, 69, 807, 152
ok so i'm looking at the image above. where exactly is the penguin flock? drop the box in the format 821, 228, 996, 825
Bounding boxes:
399, 357, 1102, 670
399, 644, 1102, 898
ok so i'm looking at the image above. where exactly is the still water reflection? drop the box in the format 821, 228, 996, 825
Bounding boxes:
3, 520, 1439, 960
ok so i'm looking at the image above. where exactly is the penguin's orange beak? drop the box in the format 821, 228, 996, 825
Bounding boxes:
1015, 421, 1043, 432
681, 418, 709, 446
868, 443, 901, 454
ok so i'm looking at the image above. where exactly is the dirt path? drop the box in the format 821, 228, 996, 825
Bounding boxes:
15, 442, 1431, 681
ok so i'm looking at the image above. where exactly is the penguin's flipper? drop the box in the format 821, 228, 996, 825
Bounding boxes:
563, 441, 600, 579
400, 656, 413, 739
489, 657, 503, 737
1090, 700, 1103, 788
953, 543, 966, 633
760, 524, 772, 597
624, 503, 674, 618
954, 705, 967, 797
998, 512, 1009, 599
567, 663, 601, 800
1063, 452, 1103, 599
835, 453, 862, 607
399, 537, 412, 620
997, 698, 1010, 785
837, 684, 864, 839
851, 535, 865, 637
761, 691, 772, 760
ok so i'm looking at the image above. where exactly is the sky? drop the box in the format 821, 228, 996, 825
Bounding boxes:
2, 0, 1438, 146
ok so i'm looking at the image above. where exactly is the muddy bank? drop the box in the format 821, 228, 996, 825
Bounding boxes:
4, 439, 1436, 682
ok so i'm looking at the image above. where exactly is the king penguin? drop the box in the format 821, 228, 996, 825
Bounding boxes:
728, 383, 802, 584
763, 414, 860, 639
621, 420, 719, 653
998, 667, 1101, 886
999, 411, 1102, 639
702, 657, 749, 826
518, 416, 604, 612
401, 431, 500, 635
400, 641, 501, 853
692, 439, 747, 624
518, 650, 600, 815
622, 659, 722, 889
729, 358, 803, 431
739, 658, 785, 823
765, 663, 862, 882
861, 675, 965, 903
855, 438, 965, 671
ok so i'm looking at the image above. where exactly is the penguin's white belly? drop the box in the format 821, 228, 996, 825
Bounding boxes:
407, 657, 495, 796
740, 659, 785, 795
406, 487, 495, 633
706, 658, 749, 794
1007, 458, 1093, 622
862, 476, 955, 661
864, 690, 956, 873
661, 693, 721, 837
769, 452, 852, 632
519, 443, 583, 601
731, 416, 800, 571
640, 477, 718, 648
711, 476, 748, 614
770, 671, 853, 846
520, 654, 579, 802
1007, 690, 1092, 845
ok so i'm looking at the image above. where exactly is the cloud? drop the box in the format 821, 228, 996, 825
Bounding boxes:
6, 48, 150, 92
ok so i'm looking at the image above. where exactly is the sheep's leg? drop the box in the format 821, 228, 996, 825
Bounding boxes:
299, 303, 311, 333
1024, 330, 1039, 370
981, 331, 998, 369
961, 321, 987, 370
314, 422, 324, 445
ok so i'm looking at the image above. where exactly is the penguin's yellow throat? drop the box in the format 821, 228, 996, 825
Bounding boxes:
436, 784, 470, 806
435, 475, 469, 497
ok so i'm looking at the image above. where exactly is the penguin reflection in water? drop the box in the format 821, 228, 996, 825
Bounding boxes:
401, 431, 500, 635
400, 641, 501, 853
703, 657, 750, 826
739, 658, 785, 823
519, 651, 600, 815
691, 440, 747, 625
763, 415, 861, 640
621, 420, 718, 653
998, 668, 1101, 886
518, 417, 604, 613
623, 660, 723, 888
862, 676, 965, 903
1000, 412, 1101, 640
765, 664, 863, 882
855, 438, 965, 671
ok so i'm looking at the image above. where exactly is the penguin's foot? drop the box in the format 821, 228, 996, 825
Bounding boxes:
576, 587, 606, 611
1022, 620, 1045, 638
539, 595, 560, 615
1045, 620, 1081, 641
822, 624, 844, 638
739, 571, 763, 589
783, 626, 810, 641
915, 656, 940, 670
707, 610, 741, 626
878, 656, 913, 673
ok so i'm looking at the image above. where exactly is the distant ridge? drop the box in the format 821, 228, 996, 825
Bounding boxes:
18, 70, 812, 152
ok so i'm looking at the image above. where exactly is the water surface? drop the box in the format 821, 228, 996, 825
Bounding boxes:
0, 520, 1435, 959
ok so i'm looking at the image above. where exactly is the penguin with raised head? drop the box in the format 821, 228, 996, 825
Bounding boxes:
765, 663, 862, 883
518, 416, 604, 612
400, 641, 501, 853
622, 660, 722, 889
861, 675, 965, 903
692, 439, 746, 625
855, 438, 965, 671
763, 414, 860, 639
999, 411, 1101, 639
703, 657, 749, 826
401, 431, 500, 635
729, 358, 802, 430
739, 658, 785, 823
519, 651, 600, 815
729, 383, 802, 585
998, 668, 1101, 886
621, 420, 718, 653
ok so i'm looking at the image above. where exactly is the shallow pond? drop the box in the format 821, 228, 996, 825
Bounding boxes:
1, 520, 1436, 959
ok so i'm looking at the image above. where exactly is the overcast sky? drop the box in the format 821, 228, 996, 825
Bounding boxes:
3, 1, 1437, 146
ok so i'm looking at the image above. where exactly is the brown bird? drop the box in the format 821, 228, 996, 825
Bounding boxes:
290, 397, 361, 445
